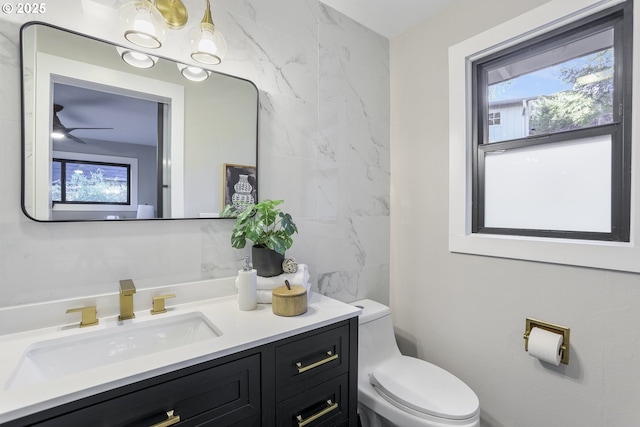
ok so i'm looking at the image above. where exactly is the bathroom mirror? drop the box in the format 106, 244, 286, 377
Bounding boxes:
21, 22, 258, 221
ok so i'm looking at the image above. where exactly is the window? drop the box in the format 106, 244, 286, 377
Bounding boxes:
52, 159, 131, 205
472, 1, 632, 242
50, 151, 139, 213
449, 0, 640, 273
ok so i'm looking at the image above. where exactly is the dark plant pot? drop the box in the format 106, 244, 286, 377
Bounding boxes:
252, 245, 284, 277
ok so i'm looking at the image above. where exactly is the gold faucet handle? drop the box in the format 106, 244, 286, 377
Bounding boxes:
66, 306, 99, 328
151, 294, 176, 315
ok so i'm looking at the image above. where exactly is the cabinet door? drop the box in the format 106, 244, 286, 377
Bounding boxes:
275, 325, 349, 400
276, 374, 349, 427
29, 354, 261, 427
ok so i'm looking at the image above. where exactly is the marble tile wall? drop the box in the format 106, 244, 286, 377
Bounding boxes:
0, 0, 389, 307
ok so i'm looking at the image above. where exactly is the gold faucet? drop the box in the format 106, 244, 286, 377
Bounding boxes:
66, 305, 99, 328
119, 279, 136, 320
151, 294, 176, 315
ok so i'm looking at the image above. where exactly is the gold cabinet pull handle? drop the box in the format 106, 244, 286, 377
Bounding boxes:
296, 351, 339, 373
296, 400, 338, 427
149, 410, 180, 427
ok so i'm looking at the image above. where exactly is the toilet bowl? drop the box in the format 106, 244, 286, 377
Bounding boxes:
352, 299, 480, 427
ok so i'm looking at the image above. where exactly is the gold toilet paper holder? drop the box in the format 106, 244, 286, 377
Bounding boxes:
523, 317, 570, 365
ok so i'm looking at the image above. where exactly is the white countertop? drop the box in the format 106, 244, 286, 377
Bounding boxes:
0, 282, 360, 424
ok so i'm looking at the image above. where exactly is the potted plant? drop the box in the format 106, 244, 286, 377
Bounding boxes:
221, 199, 298, 277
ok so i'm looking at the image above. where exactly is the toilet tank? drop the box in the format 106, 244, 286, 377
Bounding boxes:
351, 299, 402, 370
352, 299, 390, 325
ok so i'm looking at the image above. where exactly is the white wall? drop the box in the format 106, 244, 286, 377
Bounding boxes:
0, 0, 389, 306
391, 0, 640, 426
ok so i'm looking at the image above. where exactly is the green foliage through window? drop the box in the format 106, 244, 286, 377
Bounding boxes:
528, 49, 613, 134
52, 159, 130, 205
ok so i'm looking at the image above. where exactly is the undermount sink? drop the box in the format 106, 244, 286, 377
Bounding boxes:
5, 312, 222, 390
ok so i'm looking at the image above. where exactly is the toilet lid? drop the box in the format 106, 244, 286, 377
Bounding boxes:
370, 356, 479, 420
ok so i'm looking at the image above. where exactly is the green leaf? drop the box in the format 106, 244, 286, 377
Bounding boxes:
279, 212, 298, 236
225, 199, 296, 252
246, 220, 264, 244
268, 235, 287, 255
230, 234, 246, 249
220, 204, 234, 217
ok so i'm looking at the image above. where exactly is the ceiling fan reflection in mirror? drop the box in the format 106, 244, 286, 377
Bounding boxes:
51, 104, 113, 144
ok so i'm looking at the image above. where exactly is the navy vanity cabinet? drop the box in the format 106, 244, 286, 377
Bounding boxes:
6, 317, 358, 427
9, 350, 262, 427
270, 320, 358, 427
275, 374, 349, 427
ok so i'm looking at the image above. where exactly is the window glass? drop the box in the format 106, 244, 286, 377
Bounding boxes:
484, 135, 612, 232
486, 28, 614, 143
52, 159, 130, 204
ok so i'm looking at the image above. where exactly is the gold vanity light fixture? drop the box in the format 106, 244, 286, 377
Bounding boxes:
188, 0, 227, 65
116, 46, 159, 68
155, 0, 189, 29
177, 62, 212, 81
118, 0, 227, 68
118, 0, 189, 49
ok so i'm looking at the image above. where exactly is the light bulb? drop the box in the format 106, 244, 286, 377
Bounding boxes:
116, 46, 158, 69
118, 0, 166, 49
189, 23, 227, 65
197, 28, 217, 53
177, 63, 212, 82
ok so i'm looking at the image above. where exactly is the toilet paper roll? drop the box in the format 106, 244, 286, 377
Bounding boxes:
528, 327, 563, 365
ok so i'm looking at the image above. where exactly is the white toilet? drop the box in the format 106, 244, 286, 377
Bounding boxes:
352, 299, 480, 427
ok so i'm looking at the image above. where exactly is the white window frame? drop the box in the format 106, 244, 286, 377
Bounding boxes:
448, 0, 640, 272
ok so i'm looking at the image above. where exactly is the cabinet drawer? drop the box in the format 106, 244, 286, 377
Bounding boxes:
32, 353, 261, 427
275, 325, 349, 399
276, 374, 349, 427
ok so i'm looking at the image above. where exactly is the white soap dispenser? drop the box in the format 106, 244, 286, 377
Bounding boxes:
237, 256, 257, 311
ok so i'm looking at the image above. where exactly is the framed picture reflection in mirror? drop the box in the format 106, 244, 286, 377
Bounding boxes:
223, 163, 257, 212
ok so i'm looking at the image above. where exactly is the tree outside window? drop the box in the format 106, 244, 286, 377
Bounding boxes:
52, 159, 130, 205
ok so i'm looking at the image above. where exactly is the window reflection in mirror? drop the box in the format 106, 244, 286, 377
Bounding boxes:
21, 23, 258, 221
